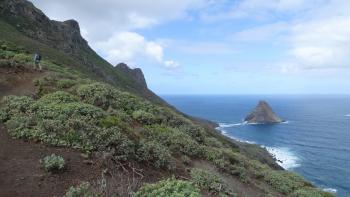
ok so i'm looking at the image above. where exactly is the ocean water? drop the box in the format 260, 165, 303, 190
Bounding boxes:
161, 95, 350, 196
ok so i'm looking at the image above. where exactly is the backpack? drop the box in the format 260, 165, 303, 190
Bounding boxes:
37, 54, 42, 61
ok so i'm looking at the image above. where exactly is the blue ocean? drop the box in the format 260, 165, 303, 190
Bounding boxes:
162, 95, 350, 197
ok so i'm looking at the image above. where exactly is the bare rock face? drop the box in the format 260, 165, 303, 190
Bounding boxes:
115, 63, 148, 89
244, 100, 283, 124
0, 0, 89, 54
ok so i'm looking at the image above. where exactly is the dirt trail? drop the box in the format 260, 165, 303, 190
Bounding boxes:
0, 125, 101, 197
0, 65, 102, 196
0, 64, 45, 99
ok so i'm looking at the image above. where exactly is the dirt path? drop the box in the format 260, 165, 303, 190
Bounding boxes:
0, 65, 102, 196
0, 64, 45, 99
0, 124, 102, 197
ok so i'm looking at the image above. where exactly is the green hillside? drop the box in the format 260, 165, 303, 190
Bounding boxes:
0, 0, 334, 196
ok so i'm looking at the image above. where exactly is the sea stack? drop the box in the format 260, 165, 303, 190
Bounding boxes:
244, 100, 283, 124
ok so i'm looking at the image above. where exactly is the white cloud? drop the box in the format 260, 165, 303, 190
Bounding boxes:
30, 0, 205, 69
231, 21, 289, 43
31, 0, 206, 41
213, 0, 350, 73
95, 32, 162, 64
199, 0, 325, 21
164, 60, 180, 69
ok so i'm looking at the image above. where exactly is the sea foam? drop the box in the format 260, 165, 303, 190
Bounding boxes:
322, 188, 337, 193
264, 146, 301, 170
218, 122, 247, 128
217, 122, 300, 170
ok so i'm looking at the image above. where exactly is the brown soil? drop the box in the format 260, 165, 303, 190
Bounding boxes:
0, 65, 102, 196
0, 64, 45, 99
0, 124, 102, 197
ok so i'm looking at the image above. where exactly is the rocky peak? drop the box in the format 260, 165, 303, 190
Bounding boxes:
0, 0, 89, 54
244, 100, 283, 124
115, 63, 148, 88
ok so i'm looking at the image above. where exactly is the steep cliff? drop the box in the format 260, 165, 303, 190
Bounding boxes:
0, 0, 164, 104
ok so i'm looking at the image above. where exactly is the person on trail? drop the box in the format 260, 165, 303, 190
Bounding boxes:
33, 52, 42, 71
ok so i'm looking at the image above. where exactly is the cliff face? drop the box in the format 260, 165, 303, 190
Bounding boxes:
0, 0, 89, 54
0, 0, 167, 105
244, 100, 283, 124
115, 63, 148, 89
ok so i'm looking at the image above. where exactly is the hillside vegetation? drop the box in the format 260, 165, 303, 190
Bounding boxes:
0, 0, 335, 196
0, 40, 333, 197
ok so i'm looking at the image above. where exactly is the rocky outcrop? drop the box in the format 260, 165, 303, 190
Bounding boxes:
0, 0, 168, 106
0, 0, 89, 54
244, 100, 283, 124
115, 63, 147, 88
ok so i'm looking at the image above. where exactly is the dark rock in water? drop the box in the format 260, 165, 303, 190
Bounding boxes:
244, 100, 283, 124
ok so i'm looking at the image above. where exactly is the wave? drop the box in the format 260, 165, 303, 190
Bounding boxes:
217, 122, 299, 170
345, 114, 350, 117
218, 120, 290, 128
322, 188, 337, 193
218, 122, 247, 128
216, 127, 256, 144
263, 146, 301, 170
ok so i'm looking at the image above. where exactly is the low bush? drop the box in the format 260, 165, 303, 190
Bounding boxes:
64, 182, 95, 197
41, 154, 65, 172
76, 82, 116, 110
146, 125, 202, 157
57, 79, 76, 89
264, 170, 310, 194
132, 110, 156, 125
190, 168, 232, 195
134, 178, 200, 197
181, 155, 191, 165
13, 53, 32, 63
0, 96, 34, 122
291, 187, 335, 197
136, 139, 173, 169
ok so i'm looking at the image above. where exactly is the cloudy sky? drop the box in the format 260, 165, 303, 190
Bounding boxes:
31, 0, 350, 94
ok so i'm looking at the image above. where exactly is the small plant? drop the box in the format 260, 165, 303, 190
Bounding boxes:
41, 154, 65, 172
181, 155, 191, 165
291, 187, 335, 197
190, 168, 232, 195
64, 182, 94, 197
136, 139, 173, 169
132, 110, 156, 125
134, 178, 200, 197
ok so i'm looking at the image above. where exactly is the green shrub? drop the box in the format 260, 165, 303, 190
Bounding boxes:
181, 155, 191, 165
178, 125, 206, 143
146, 125, 202, 157
0, 96, 34, 121
136, 139, 173, 169
99, 115, 123, 128
134, 178, 200, 197
264, 170, 309, 194
76, 82, 116, 110
38, 91, 78, 105
190, 168, 233, 195
290, 187, 334, 197
64, 182, 94, 197
57, 79, 76, 89
41, 154, 65, 172
205, 137, 224, 148
13, 53, 32, 63
291, 187, 335, 197
132, 110, 156, 125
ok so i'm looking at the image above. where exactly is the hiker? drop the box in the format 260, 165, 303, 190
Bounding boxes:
33, 52, 42, 71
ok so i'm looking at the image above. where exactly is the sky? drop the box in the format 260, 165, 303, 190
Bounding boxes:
30, 0, 350, 95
